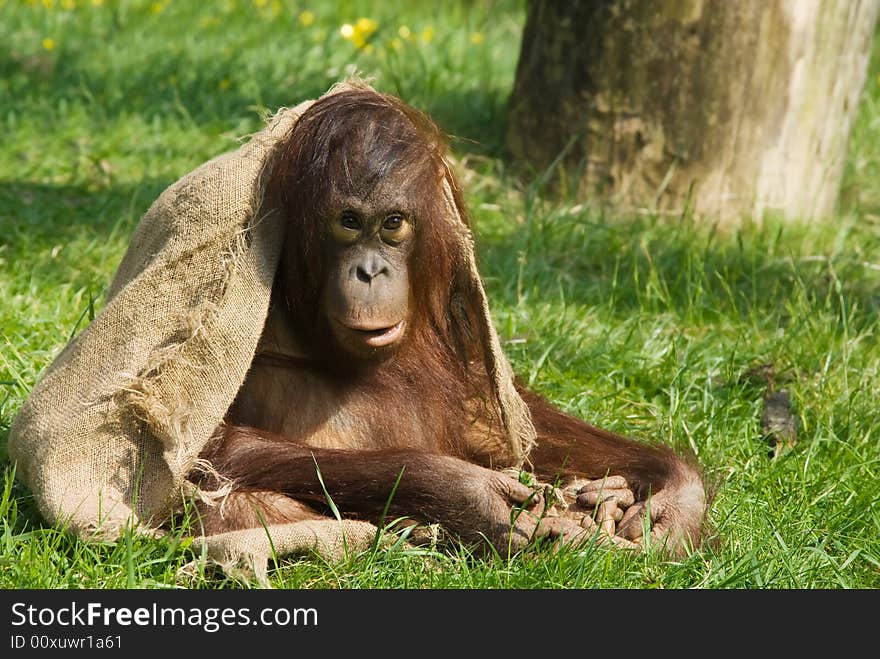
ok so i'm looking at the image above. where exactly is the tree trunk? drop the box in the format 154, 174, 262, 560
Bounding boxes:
506, 0, 880, 223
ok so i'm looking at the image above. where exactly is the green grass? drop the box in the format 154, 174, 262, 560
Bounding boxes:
2, 0, 879, 589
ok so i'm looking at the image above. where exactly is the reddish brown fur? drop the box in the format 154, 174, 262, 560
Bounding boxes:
190, 87, 706, 554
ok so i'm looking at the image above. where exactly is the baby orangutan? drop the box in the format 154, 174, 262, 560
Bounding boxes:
191, 86, 706, 555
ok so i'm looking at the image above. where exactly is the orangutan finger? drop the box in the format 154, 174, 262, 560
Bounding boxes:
561, 479, 593, 498
617, 503, 646, 541
501, 476, 544, 508
577, 488, 635, 508
596, 500, 617, 536
578, 476, 629, 491
607, 535, 640, 550
536, 517, 590, 550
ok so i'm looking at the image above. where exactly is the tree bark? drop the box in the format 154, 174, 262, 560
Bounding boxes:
507, 0, 880, 223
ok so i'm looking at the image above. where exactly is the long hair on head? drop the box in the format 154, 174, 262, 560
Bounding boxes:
270, 84, 472, 362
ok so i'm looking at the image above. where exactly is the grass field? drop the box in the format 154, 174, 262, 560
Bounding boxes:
1, 0, 879, 589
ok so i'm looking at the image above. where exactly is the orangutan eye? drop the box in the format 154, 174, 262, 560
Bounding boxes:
380, 213, 412, 245
329, 211, 364, 245
382, 214, 403, 231
340, 212, 362, 231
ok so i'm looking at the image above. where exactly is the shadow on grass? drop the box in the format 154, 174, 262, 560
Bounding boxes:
476, 212, 880, 333
0, 179, 169, 243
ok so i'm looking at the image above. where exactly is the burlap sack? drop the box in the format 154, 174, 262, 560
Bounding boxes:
7, 81, 536, 577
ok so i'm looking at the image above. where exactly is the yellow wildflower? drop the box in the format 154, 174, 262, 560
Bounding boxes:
150, 2, 164, 14
61, 0, 76, 9
218, 79, 231, 91
420, 26, 434, 43
42, 0, 54, 8
42, 37, 55, 50
253, 0, 267, 7
470, 32, 485, 45
398, 25, 411, 40
299, 10, 315, 26
341, 18, 377, 50
91, 0, 103, 5
388, 37, 403, 52
355, 17, 378, 35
